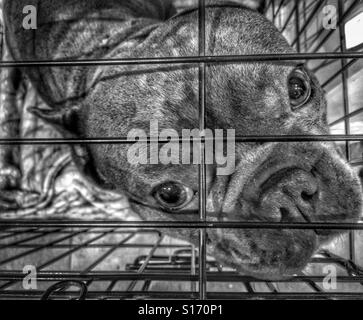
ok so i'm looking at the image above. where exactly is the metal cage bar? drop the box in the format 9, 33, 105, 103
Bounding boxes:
337, 0, 356, 264
0, 227, 362, 299
198, 0, 207, 300
2, 52, 363, 69
1, 220, 363, 229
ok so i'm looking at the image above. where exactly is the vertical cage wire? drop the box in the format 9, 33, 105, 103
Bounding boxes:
198, 0, 207, 300
294, 0, 301, 52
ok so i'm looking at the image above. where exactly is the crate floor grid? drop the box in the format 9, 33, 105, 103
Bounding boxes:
0, 226, 362, 300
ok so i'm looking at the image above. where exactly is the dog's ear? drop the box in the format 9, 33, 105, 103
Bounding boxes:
232, 0, 266, 13
3, 0, 174, 110
4, 0, 94, 109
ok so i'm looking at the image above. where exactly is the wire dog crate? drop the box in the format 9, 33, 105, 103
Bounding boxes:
0, 0, 363, 300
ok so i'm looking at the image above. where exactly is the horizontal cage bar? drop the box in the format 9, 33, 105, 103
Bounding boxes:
0, 220, 362, 230
0, 134, 363, 145
1, 52, 363, 68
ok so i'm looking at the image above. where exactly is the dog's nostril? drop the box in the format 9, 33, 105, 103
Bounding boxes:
300, 187, 319, 205
206, 233, 211, 245
280, 208, 291, 222
301, 191, 314, 202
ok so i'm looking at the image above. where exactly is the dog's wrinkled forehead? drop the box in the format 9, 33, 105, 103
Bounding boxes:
151, 4, 295, 56
90, 6, 300, 134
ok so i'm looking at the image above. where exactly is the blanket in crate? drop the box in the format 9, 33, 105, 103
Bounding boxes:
0, 1, 135, 220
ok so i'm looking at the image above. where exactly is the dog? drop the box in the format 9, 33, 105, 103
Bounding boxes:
2, 0, 362, 280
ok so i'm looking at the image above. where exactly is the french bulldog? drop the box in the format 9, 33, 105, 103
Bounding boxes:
2, 0, 362, 280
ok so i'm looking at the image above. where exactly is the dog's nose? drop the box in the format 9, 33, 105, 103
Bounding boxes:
258, 169, 319, 222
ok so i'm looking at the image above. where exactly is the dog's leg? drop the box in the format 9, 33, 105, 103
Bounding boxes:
0, 68, 25, 209
0, 6, 44, 210
0, 66, 22, 192
0, 18, 24, 209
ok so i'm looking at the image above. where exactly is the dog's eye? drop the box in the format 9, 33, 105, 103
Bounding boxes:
288, 68, 311, 110
153, 182, 194, 211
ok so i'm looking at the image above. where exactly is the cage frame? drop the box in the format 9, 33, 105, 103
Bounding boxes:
0, 0, 362, 300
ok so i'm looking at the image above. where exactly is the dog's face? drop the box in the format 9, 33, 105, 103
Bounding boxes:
5, 2, 362, 279
77, 8, 362, 279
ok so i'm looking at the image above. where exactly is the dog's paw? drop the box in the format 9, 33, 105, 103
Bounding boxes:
0, 164, 41, 210
0, 164, 21, 190
0, 164, 22, 209
0, 189, 40, 210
